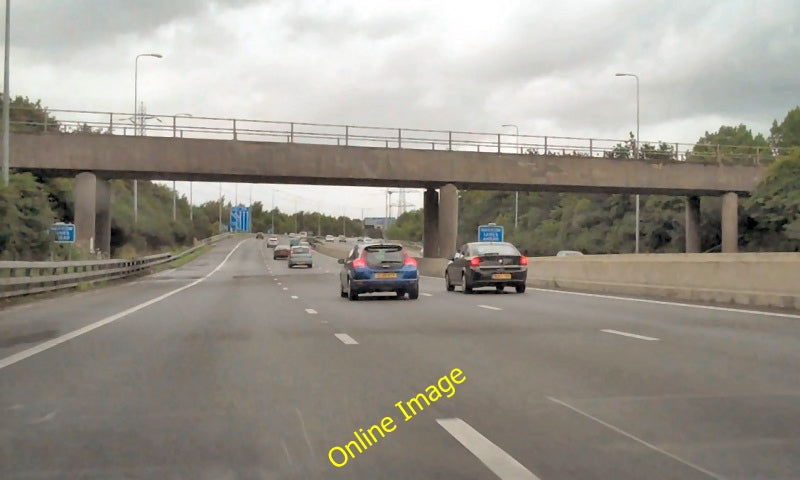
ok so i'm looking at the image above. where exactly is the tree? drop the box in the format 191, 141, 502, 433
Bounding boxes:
386, 209, 422, 241
1, 95, 60, 133
769, 106, 800, 152
690, 124, 771, 165
0, 173, 57, 260
743, 148, 800, 251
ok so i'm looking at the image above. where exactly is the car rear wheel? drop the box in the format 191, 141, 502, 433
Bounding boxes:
516, 284, 526, 294
445, 271, 455, 292
496, 285, 504, 292
340, 282, 347, 298
347, 278, 358, 301
462, 272, 472, 294
408, 284, 419, 300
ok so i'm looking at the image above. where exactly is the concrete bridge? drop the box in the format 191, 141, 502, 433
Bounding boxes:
9, 109, 766, 257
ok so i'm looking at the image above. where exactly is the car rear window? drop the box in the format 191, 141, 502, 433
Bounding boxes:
363, 245, 404, 265
292, 247, 310, 254
470, 244, 519, 256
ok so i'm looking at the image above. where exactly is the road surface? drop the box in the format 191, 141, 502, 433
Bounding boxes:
1, 236, 798, 479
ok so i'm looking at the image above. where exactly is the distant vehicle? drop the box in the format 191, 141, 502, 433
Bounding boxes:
267, 237, 278, 248
356, 237, 364, 242
289, 237, 301, 247
325, 235, 335, 242
338, 235, 346, 243
338, 243, 419, 300
363, 236, 373, 242
273, 245, 291, 260
299, 231, 308, 238
445, 242, 527, 294
556, 250, 584, 257
255, 232, 264, 239
288, 245, 313, 268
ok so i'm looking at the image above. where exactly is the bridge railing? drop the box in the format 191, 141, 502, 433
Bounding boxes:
10, 107, 787, 165
0, 233, 232, 299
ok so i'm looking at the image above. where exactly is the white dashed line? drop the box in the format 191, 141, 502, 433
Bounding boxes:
437, 418, 541, 479
334, 333, 358, 345
478, 305, 502, 311
547, 397, 723, 479
421, 292, 433, 297
601, 329, 660, 341
283, 287, 288, 291
305, 309, 318, 314
291, 295, 298, 299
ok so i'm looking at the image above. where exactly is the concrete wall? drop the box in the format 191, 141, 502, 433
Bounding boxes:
12, 133, 762, 195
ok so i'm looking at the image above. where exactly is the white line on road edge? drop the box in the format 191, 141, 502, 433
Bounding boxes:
436, 418, 541, 480
0, 240, 248, 372
547, 397, 725, 479
421, 292, 433, 297
291, 295, 298, 299
531, 287, 800, 320
305, 309, 317, 314
478, 305, 502, 311
601, 329, 660, 341
334, 333, 358, 345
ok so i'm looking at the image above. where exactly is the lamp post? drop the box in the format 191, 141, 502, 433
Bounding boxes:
615, 72, 640, 254
175, 113, 193, 220
2, 0, 10, 187
133, 52, 162, 224
502, 124, 520, 229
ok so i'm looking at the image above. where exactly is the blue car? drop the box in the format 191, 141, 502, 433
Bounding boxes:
338, 242, 419, 300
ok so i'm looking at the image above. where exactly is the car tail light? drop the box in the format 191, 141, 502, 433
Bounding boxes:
404, 255, 417, 267
352, 257, 367, 268
520, 256, 528, 266
469, 257, 481, 267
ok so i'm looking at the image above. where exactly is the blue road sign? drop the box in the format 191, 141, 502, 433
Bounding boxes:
478, 224, 504, 242
50, 223, 76, 243
229, 205, 251, 233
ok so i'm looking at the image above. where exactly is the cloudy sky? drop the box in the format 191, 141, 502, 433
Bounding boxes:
11, 0, 800, 218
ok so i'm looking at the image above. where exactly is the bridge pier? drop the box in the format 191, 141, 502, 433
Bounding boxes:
438, 184, 459, 258
74, 172, 111, 257
721, 192, 738, 253
423, 189, 439, 258
685, 195, 701, 253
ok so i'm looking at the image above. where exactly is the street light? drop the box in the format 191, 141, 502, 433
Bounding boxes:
615, 72, 640, 254
502, 124, 520, 229
2, 0, 10, 187
133, 52, 162, 224
173, 114, 193, 221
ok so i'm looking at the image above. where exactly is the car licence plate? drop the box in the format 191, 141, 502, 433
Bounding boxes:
492, 273, 512, 280
374, 272, 398, 279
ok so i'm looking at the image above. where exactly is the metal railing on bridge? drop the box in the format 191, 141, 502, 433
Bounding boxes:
10, 107, 787, 165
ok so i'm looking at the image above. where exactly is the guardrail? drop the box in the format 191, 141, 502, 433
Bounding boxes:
0, 233, 232, 300
10, 107, 790, 166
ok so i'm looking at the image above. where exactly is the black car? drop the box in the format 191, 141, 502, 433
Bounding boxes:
445, 242, 527, 293
255, 232, 264, 239
338, 243, 419, 300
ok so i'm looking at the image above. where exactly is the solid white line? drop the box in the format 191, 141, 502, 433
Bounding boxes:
437, 418, 541, 480
334, 333, 358, 345
531, 287, 800, 319
478, 304, 502, 311
547, 397, 725, 479
421, 292, 433, 297
291, 295, 298, 299
601, 329, 660, 341
0, 240, 247, 372
305, 309, 317, 314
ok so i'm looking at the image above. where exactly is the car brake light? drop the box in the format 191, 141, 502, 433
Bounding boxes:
520, 256, 528, 266
352, 258, 367, 268
404, 255, 417, 267
469, 257, 481, 267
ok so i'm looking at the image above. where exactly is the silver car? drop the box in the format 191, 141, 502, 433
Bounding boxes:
288, 245, 313, 268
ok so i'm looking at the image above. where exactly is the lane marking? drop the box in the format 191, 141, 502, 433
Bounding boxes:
334, 333, 358, 345
436, 418, 541, 480
283, 287, 288, 291
547, 397, 725, 479
0, 240, 247, 372
601, 329, 660, 341
478, 305, 502, 311
531, 287, 800, 320
305, 309, 317, 314
291, 295, 298, 299
421, 292, 433, 297
278, 282, 282, 286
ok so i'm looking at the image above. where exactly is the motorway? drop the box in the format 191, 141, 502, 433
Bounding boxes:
1, 236, 799, 479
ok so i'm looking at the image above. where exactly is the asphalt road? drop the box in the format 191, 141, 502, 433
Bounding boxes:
1, 236, 799, 479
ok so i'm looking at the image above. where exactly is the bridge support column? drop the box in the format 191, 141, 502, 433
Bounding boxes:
95, 178, 111, 258
74, 172, 97, 253
684, 195, 701, 253
438, 184, 458, 258
423, 189, 439, 258
721, 192, 738, 253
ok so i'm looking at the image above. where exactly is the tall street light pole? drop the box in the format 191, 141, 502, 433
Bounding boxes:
615, 72, 640, 254
502, 124, 520, 229
175, 113, 193, 221
2, 0, 10, 186
133, 52, 162, 225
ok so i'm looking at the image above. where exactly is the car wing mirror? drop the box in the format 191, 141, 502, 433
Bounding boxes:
447, 254, 455, 261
